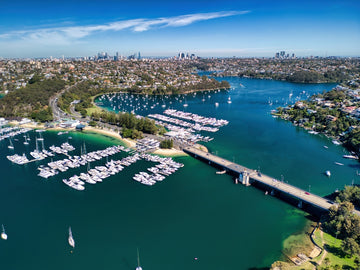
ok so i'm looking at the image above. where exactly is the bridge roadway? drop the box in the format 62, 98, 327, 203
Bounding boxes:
183, 146, 360, 216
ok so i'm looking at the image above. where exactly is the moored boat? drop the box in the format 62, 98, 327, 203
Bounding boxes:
68, 226, 75, 248
1, 224, 7, 240
343, 155, 358, 160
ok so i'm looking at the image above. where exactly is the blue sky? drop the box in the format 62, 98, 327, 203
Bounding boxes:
0, 0, 359, 58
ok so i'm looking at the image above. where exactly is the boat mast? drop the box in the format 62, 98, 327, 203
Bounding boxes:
137, 248, 141, 268
35, 138, 39, 152
41, 138, 45, 151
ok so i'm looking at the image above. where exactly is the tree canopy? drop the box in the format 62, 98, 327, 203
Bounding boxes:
0, 79, 65, 121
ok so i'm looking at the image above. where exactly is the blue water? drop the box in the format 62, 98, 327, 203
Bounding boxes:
1, 78, 358, 270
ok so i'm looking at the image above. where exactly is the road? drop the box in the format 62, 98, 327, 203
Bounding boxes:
49, 82, 82, 121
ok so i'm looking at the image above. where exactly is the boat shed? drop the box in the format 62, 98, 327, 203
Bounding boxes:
75, 124, 86, 131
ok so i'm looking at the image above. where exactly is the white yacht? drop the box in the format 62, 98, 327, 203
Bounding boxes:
332, 140, 341, 145
1, 224, 7, 240
325, 170, 331, 177
343, 155, 358, 160
68, 227, 75, 248
8, 139, 14, 149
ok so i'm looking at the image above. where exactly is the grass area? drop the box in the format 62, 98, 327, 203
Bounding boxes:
271, 227, 359, 270
86, 105, 104, 116
313, 228, 323, 248
315, 230, 356, 269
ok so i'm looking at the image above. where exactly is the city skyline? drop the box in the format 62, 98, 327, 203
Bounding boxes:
0, 0, 359, 58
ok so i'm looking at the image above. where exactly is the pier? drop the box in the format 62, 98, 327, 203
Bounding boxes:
183, 146, 360, 217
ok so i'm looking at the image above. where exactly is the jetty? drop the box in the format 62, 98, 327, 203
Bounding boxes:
183, 146, 360, 217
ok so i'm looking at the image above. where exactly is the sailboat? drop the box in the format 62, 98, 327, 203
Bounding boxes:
136, 248, 142, 270
68, 227, 75, 248
1, 224, 8, 240
8, 139, 14, 149
227, 96, 232, 104
23, 135, 29, 145
183, 97, 188, 107
37, 132, 44, 141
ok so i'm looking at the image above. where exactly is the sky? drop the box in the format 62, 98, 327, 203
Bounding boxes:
0, 0, 359, 58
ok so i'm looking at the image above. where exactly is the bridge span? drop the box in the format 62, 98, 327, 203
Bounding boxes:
183, 146, 360, 216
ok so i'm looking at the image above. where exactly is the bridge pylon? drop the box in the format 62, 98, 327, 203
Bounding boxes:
298, 201, 303, 209
239, 171, 250, 186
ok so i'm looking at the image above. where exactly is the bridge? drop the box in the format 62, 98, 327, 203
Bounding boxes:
183, 146, 360, 216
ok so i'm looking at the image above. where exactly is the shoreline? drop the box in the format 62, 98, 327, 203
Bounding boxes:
9, 120, 190, 157
214, 74, 340, 84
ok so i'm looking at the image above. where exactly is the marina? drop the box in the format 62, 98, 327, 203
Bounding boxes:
0, 78, 353, 270
7, 141, 76, 165
4, 128, 183, 191
60, 152, 183, 190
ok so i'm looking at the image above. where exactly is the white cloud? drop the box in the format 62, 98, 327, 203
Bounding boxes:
0, 11, 248, 43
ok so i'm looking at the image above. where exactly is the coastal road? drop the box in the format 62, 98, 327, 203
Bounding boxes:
49, 82, 81, 121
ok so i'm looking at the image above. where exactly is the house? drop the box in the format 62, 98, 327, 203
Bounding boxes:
326, 115, 337, 122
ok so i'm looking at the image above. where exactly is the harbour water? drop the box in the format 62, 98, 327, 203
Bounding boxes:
1, 77, 358, 270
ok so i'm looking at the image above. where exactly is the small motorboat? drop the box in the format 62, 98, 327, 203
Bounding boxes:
1, 224, 8, 240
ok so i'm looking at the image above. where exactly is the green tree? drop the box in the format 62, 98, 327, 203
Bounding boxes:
28, 74, 42, 84
160, 139, 173, 149
342, 237, 360, 257
88, 121, 97, 127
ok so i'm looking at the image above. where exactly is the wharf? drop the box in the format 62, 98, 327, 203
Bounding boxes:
183, 146, 360, 216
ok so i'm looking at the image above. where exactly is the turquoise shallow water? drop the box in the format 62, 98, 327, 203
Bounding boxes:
1, 78, 358, 270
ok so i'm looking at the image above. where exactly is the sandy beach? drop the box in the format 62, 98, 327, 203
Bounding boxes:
9, 121, 202, 157
152, 148, 187, 157
82, 127, 188, 157
9, 121, 45, 129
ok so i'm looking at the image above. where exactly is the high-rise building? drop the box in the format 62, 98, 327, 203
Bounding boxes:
128, 53, 136, 60
114, 52, 119, 61
178, 52, 185, 60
